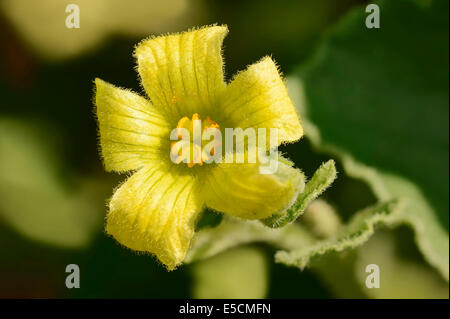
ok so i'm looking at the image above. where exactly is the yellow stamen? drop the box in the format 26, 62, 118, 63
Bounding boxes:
173, 114, 220, 167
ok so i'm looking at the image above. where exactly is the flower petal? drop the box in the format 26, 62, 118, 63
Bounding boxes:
135, 25, 228, 122
203, 155, 305, 220
220, 56, 303, 145
106, 164, 204, 270
95, 78, 170, 172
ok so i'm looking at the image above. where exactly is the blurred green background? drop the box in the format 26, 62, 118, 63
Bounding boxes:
0, 0, 448, 298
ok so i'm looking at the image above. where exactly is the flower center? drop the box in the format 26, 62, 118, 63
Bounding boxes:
170, 113, 221, 167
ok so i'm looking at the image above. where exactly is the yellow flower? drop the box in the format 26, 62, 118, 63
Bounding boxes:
94, 25, 304, 270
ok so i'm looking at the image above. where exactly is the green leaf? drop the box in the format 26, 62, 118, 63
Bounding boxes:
185, 216, 315, 264
291, 0, 449, 280
190, 246, 269, 299
275, 199, 405, 269
263, 160, 337, 228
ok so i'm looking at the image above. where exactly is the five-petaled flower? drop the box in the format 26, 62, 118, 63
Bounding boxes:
94, 25, 304, 270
